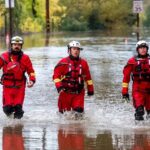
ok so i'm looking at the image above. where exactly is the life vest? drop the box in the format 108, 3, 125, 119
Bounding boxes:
61, 58, 84, 93
132, 56, 150, 81
0, 52, 26, 88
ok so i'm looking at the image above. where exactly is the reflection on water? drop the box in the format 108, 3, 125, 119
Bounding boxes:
3, 125, 24, 150
2, 124, 150, 150
0, 32, 150, 149
58, 125, 85, 150
0, 31, 136, 50
58, 124, 114, 150
132, 134, 150, 150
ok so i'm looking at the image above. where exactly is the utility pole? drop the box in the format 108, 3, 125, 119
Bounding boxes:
5, 0, 14, 47
136, 13, 140, 41
46, 0, 50, 33
8, 0, 12, 38
4, 13, 7, 37
45, 0, 50, 46
133, 0, 144, 41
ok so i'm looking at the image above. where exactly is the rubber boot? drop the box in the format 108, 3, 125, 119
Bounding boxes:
73, 107, 84, 120
14, 104, 24, 119
146, 110, 150, 120
135, 106, 144, 121
3, 105, 14, 116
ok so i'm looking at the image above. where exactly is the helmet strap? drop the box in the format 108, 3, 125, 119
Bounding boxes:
69, 54, 80, 60
68, 48, 80, 60
137, 53, 149, 58
68, 48, 70, 54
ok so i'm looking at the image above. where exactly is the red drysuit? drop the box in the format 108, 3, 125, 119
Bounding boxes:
53, 56, 94, 112
0, 51, 36, 107
122, 56, 150, 110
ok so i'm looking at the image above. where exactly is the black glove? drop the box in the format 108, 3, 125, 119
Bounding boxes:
57, 86, 64, 93
122, 93, 130, 102
88, 91, 94, 96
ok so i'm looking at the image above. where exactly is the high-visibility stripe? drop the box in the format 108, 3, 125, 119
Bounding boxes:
54, 78, 61, 83
60, 76, 66, 81
122, 82, 128, 88
30, 73, 35, 76
10, 56, 13, 62
87, 80, 93, 85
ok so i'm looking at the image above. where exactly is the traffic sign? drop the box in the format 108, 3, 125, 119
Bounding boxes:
5, 0, 15, 8
133, 0, 143, 13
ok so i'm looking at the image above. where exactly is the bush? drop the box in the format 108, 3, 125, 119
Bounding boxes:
60, 18, 88, 31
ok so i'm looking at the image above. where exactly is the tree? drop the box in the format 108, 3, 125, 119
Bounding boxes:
0, 0, 141, 33
0, 0, 6, 34
143, 6, 150, 27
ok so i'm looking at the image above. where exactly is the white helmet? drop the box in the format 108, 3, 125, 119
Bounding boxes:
68, 41, 83, 50
11, 36, 24, 45
136, 40, 149, 50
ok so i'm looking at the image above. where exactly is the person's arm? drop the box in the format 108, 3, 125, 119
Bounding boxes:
53, 60, 67, 93
83, 60, 94, 96
24, 55, 36, 87
0, 55, 6, 69
122, 58, 134, 99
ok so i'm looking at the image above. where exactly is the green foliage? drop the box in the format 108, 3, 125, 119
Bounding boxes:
59, 0, 136, 31
50, 0, 66, 31
98, 0, 134, 29
143, 6, 150, 27
87, 9, 105, 30
16, 0, 44, 33
0, 0, 5, 30
61, 17, 88, 31
0, 0, 144, 33
59, 0, 88, 31
19, 17, 42, 32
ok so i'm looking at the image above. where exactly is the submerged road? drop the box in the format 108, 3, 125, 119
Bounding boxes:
0, 33, 150, 149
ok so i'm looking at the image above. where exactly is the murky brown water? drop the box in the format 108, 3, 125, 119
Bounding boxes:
0, 32, 150, 150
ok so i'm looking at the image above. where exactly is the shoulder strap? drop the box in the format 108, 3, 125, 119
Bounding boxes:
0, 55, 8, 65
147, 55, 150, 65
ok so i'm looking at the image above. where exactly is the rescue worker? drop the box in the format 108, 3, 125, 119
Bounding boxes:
0, 36, 36, 119
53, 41, 94, 116
122, 40, 150, 121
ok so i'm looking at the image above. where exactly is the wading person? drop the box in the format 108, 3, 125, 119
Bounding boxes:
0, 36, 36, 119
122, 40, 150, 121
53, 41, 94, 118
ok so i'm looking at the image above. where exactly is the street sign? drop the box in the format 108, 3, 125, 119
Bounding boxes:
133, 0, 143, 13
5, 0, 15, 8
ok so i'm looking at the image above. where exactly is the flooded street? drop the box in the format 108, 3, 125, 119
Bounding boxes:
0, 32, 150, 149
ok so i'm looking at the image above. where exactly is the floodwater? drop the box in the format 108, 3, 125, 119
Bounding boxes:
0, 32, 150, 150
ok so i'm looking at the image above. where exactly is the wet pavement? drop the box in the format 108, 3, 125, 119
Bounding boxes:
0, 32, 150, 150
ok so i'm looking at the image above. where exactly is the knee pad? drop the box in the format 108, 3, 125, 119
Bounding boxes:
3, 105, 14, 116
73, 107, 83, 113
136, 105, 144, 116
